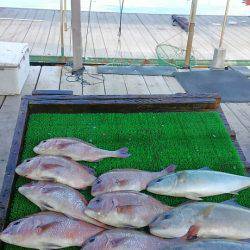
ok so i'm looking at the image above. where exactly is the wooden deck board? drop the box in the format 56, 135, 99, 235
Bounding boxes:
36, 66, 61, 90
0, 8, 250, 61
123, 75, 150, 95
60, 67, 83, 95
21, 66, 41, 95
221, 103, 250, 161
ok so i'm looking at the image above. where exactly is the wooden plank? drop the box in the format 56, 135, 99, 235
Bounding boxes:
90, 11, 108, 59
0, 8, 20, 38
23, 9, 47, 53
44, 10, 60, 56
21, 66, 41, 95
164, 76, 186, 94
82, 66, 105, 95
110, 12, 142, 59
31, 10, 54, 55
36, 66, 62, 90
0, 8, 29, 42
0, 96, 5, 109
103, 74, 127, 95
60, 66, 82, 95
221, 103, 250, 161
143, 76, 172, 95
123, 75, 150, 95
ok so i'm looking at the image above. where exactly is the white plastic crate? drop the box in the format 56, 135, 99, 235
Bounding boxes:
0, 42, 30, 95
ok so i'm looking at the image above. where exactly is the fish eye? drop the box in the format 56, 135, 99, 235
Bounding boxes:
96, 179, 101, 184
89, 236, 96, 243
164, 213, 171, 219
156, 178, 163, 183
95, 198, 102, 203
12, 221, 21, 226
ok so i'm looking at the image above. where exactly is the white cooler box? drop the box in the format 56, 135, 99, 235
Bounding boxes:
0, 42, 30, 95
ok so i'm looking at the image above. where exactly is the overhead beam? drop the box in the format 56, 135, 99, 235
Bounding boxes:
71, 0, 83, 72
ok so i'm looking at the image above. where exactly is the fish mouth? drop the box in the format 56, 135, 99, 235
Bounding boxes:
84, 209, 98, 219
33, 146, 40, 154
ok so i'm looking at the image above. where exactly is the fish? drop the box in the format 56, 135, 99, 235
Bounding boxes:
91, 165, 176, 196
147, 167, 250, 200
18, 181, 109, 228
15, 155, 96, 189
85, 191, 171, 228
33, 138, 130, 162
149, 201, 250, 240
81, 229, 172, 250
81, 229, 250, 250
0, 212, 105, 249
171, 239, 250, 250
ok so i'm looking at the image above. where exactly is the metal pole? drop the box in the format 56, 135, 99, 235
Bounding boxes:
60, 0, 65, 57
71, 0, 83, 71
64, 0, 68, 31
184, 0, 198, 68
219, 0, 230, 48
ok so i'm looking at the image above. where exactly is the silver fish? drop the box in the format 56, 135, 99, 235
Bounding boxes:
85, 191, 171, 228
0, 212, 105, 249
33, 138, 130, 162
18, 181, 109, 228
170, 239, 250, 250
149, 201, 250, 240
81, 230, 250, 250
147, 168, 250, 200
91, 165, 176, 196
81, 229, 173, 250
15, 155, 96, 189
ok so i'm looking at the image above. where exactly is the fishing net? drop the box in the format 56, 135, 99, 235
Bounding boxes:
156, 42, 197, 69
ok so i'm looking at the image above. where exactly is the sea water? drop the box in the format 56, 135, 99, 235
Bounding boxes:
0, 0, 249, 15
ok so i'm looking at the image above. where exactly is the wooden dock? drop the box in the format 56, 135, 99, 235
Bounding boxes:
0, 7, 250, 61
0, 65, 250, 189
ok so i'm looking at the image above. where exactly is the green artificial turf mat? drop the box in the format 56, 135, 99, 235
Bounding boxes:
4, 111, 249, 250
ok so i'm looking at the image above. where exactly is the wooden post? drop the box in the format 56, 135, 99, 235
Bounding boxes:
184, 0, 198, 68
71, 0, 83, 72
219, 0, 230, 48
60, 0, 65, 57
64, 0, 68, 31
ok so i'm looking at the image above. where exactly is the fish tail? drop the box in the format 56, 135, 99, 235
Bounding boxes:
114, 147, 131, 159
160, 164, 176, 175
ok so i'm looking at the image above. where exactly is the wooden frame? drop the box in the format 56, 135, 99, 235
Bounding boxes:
0, 93, 247, 234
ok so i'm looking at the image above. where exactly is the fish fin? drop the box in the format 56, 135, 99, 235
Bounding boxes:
116, 205, 136, 214
221, 198, 246, 209
115, 147, 131, 159
40, 176, 57, 182
160, 164, 176, 175
39, 202, 55, 211
185, 194, 203, 201
229, 191, 239, 195
41, 163, 63, 170
186, 224, 201, 240
41, 186, 64, 194
35, 222, 59, 235
82, 165, 96, 176
39, 243, 63, 249
199, 166, 213, 171
110, 237, 128, 247
116, 179, 129, 187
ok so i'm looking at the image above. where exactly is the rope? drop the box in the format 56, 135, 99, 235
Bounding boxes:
83, 0, 93, 59
64, 0, 104, 87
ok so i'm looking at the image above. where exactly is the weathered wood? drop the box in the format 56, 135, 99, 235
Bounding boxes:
32, 90, 73, 96
60, 66, 82, 95
36, 66, 62, 90
21, 66, 41, 95
0, 98, 29, 232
